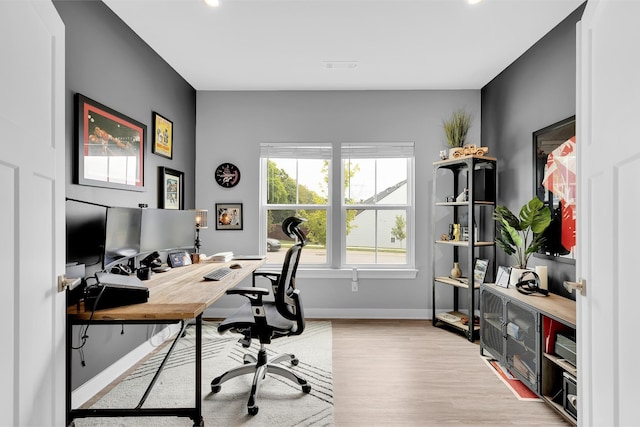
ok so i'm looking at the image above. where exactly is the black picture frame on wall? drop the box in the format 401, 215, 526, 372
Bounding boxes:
532, 116, 576, 264
215, 203, 243, 230
159, 167, 184, 210
75, 93, 145, 191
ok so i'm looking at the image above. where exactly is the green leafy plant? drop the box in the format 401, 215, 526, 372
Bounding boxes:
443, 108, 473, 148
493, 197, 551, 269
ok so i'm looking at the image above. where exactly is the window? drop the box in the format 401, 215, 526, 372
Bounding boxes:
260, 143, 332, 266
342, 143, 414, 267
260, 142, 414, 270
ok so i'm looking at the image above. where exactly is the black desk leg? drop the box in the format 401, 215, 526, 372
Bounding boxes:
194, 314, 203, 427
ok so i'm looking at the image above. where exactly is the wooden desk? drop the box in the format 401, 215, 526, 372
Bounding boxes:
66, 259, 265, 427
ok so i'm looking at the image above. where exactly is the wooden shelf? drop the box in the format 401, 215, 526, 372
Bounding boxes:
435, 201, 495, 206
434, 276, 480, 289
435, 310, 480, 332
435, 240, 495, 247
544, 352, 578, 377
542, 395, 577, 426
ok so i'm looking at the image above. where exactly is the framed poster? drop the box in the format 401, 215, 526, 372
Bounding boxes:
215, 203, 243, 230
152, 112, 173, 159
75, 94, 145, 191
159, 167, 184, 210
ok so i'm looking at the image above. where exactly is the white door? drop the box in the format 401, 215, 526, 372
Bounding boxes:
0, 1, 66, 426
577, 0, 640, 425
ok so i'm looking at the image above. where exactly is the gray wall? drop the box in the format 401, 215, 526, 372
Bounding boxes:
54, 0, 197, 389
196, 90, 481, 317
481, 4, 585, 298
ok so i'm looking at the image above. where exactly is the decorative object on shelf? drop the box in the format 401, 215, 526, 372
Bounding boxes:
443, 108, 472, 150
214, 163, 241, 188
159, 167, 184, 210
215, 203, 243, 230
452, 223, 461, 241
450, 262, 462, 278
75, 93, 145, 191
456, 188, 468, 202
493, 196, 551, 271
534, 265, 548, 290
152, 112, 173, 159
439, 149, 448, 160
495, 265, 511, 288
449, 144, 489, 159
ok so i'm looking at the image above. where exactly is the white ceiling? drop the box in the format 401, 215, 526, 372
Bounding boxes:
103, 0, 583, 91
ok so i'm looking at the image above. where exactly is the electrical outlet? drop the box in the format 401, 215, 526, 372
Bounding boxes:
351, 281, 358, 292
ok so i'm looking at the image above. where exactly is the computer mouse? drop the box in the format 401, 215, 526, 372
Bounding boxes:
229, 262, 242, 269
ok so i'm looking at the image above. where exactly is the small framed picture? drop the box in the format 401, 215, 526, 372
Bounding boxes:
167, 251, 191, 268
159, 167, 184, 210
473, 258, 489, 285
152, 112, 173, 159
495, 265, 511, 288
216, 203, 243, 230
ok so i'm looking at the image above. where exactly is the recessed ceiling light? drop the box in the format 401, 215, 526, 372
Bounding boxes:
204, 0, 220, 7
468, 0, 483, 4
323, 61, 359, 70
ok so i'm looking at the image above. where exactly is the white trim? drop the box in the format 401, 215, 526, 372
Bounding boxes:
71, 323, 181, 409
206, 307, 429, 320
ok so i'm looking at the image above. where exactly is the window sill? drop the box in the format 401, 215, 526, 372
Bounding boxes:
292, 267, 418, 280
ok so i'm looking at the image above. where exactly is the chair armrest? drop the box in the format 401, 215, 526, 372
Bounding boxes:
226, 286, 269, 296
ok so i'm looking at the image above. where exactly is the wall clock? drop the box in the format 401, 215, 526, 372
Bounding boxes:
215, 163, 241, 188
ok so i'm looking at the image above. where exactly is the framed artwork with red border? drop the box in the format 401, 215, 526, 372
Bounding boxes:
75, 93, 145, 191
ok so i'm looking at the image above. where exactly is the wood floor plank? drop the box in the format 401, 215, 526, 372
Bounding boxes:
331, 319, 572, 426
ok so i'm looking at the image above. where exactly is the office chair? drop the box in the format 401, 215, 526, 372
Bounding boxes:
211, 216, 310, 415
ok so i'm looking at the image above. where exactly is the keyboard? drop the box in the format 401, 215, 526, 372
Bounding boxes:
203, 266, 234, 281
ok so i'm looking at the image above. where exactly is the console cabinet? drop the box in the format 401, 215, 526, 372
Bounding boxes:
432, 156, 497, 342
480, 283, 577, 425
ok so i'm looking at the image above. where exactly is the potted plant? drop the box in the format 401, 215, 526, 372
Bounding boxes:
493, 197, 551, 283
443, 108, 473, 157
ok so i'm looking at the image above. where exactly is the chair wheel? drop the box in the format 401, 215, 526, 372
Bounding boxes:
248, 406, 259, 416
302, 384, 311, 393
211, 385, 221, 393
291, 358, 299, 366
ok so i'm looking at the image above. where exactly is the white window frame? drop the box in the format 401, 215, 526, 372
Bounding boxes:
259, 142, 333, 268
341, 142, 415, 270
260, 141, 416, 278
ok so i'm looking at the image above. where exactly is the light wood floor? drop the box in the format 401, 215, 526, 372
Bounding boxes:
331, 319, 572, 427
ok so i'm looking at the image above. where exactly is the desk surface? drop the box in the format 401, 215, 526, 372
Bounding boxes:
68, 259, 264, 321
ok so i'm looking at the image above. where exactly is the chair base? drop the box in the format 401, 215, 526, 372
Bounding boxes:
211, 345, 311, 415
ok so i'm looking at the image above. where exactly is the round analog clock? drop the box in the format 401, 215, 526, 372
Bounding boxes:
214, 163, 241, 188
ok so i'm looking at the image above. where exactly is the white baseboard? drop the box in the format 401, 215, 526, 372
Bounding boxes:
71, 323, 182, 409
207, 307, 430, 320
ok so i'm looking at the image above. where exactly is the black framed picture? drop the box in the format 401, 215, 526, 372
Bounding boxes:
167, 251, 191, 268
75, 93, 145, 191
215, 203, 243, 230
159, 167, 184, 210
152, 112, 173, 159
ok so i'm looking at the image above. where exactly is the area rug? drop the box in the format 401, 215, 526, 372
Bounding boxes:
75, 321, 334, 426
482, 357, 541, 401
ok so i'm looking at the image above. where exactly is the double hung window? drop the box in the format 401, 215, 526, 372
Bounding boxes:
260, 142, 414, 270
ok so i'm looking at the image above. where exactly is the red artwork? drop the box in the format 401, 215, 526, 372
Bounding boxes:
542, 137, 576, 251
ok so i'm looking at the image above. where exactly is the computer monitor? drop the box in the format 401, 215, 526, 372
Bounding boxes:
65, 199, 107, 268
140, 208, 196, 254
103, 207, 142, 269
